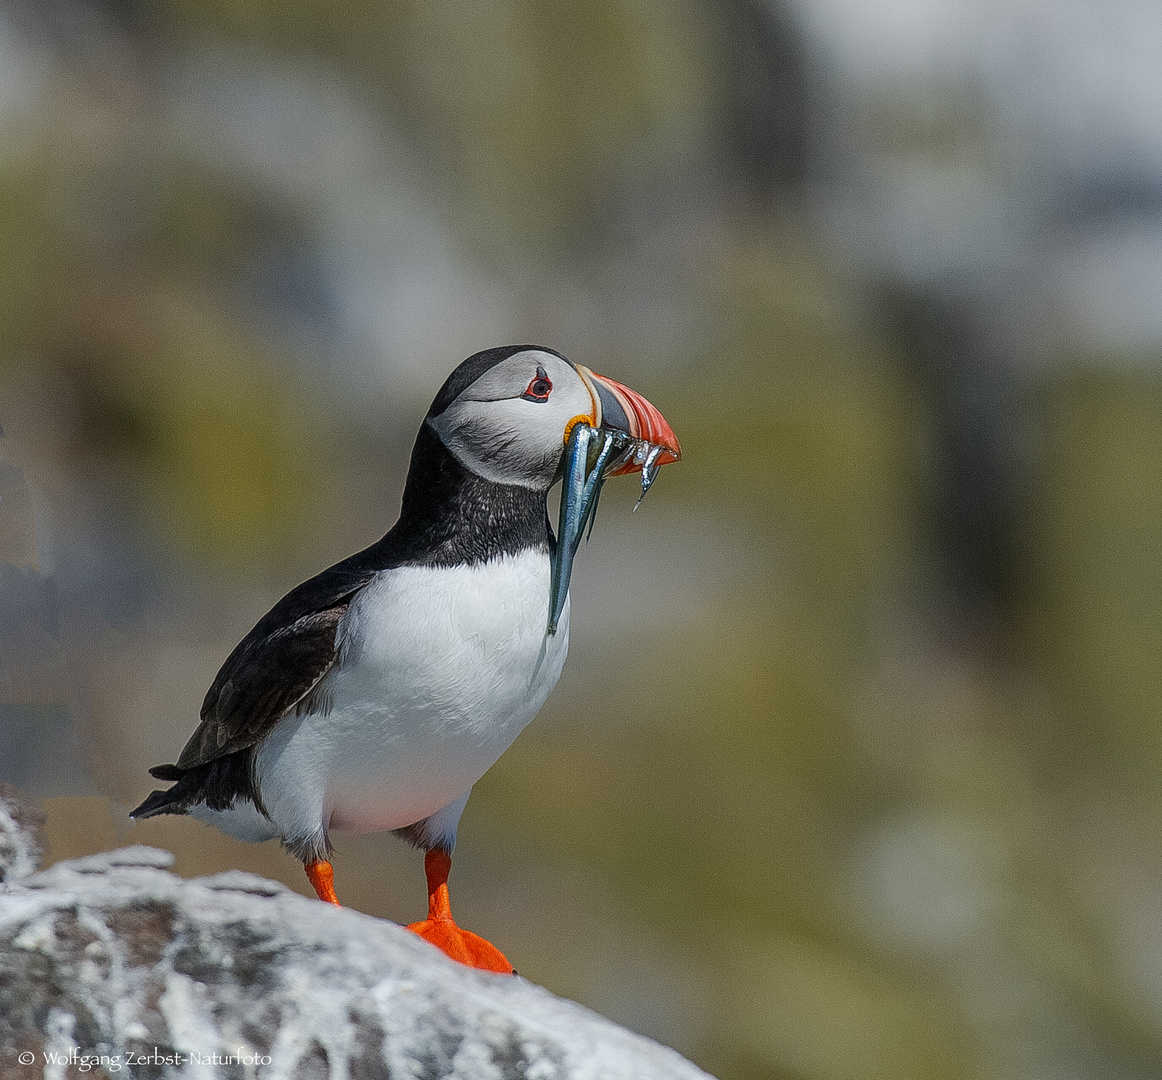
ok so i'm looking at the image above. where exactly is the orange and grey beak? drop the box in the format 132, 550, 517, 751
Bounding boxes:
548, 365, 681, 634
576, 366, 682, 473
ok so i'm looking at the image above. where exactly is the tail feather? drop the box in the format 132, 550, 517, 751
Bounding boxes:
131, 785, 189, 819
131, 750, 259, 820
148, 763, 184, 782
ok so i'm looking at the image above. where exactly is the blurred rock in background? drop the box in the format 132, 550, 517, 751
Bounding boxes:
1, 1, 1161, 1079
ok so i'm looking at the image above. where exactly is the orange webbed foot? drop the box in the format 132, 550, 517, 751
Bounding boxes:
405, 849, 514, 975
406, 916, 514, 973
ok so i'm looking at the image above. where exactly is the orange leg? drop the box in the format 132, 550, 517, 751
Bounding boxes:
406, 849, 514, 974
305, 859, 341, 906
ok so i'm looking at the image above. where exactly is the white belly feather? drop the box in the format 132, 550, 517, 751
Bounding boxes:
250, 548, 568, 843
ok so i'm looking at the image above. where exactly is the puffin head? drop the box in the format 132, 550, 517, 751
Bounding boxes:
426, 346, 679, 491
426, 345, 681, 632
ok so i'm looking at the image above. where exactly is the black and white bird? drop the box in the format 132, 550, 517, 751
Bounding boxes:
132, 346, 680, 972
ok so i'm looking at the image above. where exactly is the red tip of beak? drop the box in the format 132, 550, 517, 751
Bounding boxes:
588, 372, 681, 476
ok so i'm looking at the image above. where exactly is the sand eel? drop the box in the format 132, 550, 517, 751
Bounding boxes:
132, 346, 680, 973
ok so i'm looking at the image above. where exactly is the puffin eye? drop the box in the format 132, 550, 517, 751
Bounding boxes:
521, 366, 553, 402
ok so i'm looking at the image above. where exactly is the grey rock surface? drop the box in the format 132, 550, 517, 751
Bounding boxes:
0, 806, 715, 1079
0, 785, 43, 884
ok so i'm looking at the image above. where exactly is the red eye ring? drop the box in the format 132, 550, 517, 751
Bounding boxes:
521, 366, 552, 402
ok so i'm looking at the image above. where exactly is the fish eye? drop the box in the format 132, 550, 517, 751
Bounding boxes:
521, 366, 553, 402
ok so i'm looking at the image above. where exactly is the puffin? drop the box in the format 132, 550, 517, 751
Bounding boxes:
131, 345, 680, 974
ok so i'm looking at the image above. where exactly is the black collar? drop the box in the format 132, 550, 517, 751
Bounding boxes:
367, 422, 551, 569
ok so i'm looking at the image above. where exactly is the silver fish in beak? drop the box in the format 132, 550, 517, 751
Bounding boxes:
547, 370, 681, 634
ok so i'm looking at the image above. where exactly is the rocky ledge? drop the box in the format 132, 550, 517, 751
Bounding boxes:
0, 791, 713, 1079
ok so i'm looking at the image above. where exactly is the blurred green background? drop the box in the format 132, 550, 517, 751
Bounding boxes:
3, 1, 1162, 1078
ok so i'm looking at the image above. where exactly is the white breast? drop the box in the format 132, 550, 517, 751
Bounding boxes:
253, 548, 569, 840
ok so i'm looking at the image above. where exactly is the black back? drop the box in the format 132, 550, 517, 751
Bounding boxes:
132, 350, 559, 823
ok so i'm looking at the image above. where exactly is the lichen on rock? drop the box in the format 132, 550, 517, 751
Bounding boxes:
0, 793, 714, 1079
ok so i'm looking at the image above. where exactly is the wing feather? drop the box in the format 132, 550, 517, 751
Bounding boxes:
171, 562, 380, 771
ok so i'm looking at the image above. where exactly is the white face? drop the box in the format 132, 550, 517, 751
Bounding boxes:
427, 350, 596, 489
